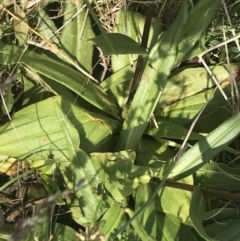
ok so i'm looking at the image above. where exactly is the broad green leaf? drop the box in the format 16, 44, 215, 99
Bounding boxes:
37, 9, 59, 46
19, 68, 54, 107
0, 42, 121, 119
52, 223, 80, 241
99, 201, 124, 239
59, 148, 108, 224
36, 74, 77, 103
100, 64, 135, 91
196, 163, 240, 190
55, 99, 109, 224
156, 212, 198, 241
0, 96, 79, 160
90, 33, 148, 55
116, 0, 188, 151
135, 184, 157, 239
158, 63, 240, 107
175, 0, 222, 63
60, 2, 94, 72
205, 208, 240, 223
154, 176, 193, 225
145, 119, 203, 140
205, 219, 240, 241
59, 99, 120, 153
90, 151, 156, 201
54, 99, 80, 156
111, 9, 162, 71
168, 110, 240, 180
136, 138, 175, 170
190, 186, 217, 241
125, 208, 156, 241
156, 81, 235, 131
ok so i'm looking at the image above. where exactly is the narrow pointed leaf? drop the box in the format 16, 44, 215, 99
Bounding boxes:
168, 110, 240, 180
90, 33, 148, 55
190, 186, 217, 241
0, 42, 120, 119
176, 0, 222, 63
116, 0, 188, 150
60, 2, 94, 72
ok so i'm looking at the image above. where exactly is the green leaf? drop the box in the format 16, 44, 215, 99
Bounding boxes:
145, 119, 203, 140
60, 2, 94, 72
125, 208, 156, 241
115, 0, 188, 151
0, 96, 79, 160
59, 148, 108, 224
0, 222, 78, 241
54, 101, 108, 224
59, 100, 120, 153
37, 9, 59, 46
135, 184, 157, 238
83, 0, 116, 55
175, 0, 222, 63
90, 151, 155, 201
156, 82, 232, 130
99, 201, 124, 239
168, 110, 240, 180
90, 33, 148, 55
154, 176, 193, 225
100, 63, 134, 91
137, 138, 175, 170
196, 163, 240, 190
205, 208, 240, 223
205, 219, 240, 241
111, 9, 162, 71
107, 9, 162, 108
156, 212, 198, 241
13, 4, 29, 46
190, 186, 217, 241
0, 42, 121, 119
158, 63, 240, 107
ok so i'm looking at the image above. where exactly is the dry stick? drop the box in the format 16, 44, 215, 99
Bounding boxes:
199, 34, 240, 57
199, 56, 229, 101
0, 5, 99, 84
198, 31, 240, 101
97, 46, 109, 82
198, 32, 240, 101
